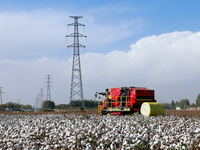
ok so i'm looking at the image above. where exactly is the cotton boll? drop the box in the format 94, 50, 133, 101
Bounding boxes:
1, 114, 200, 149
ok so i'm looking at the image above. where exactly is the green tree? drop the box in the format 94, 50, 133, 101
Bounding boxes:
190, 103, 196, 107
175, 101, 179, 107
196, 94, 200, 107
67, 100, 98, 109
0, 104, 6, 111
69, 101, 82, 107
55, 104, 69, 109
171, 100, 175, 109
83, 100, 98, 108
179, 99, 190, 109
163, 103, 171, 110
42, 100, 55, 110
20, 105, 32, 109
6, 102, 22, 108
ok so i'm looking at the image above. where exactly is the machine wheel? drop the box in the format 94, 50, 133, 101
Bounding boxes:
102, 110, 107, 115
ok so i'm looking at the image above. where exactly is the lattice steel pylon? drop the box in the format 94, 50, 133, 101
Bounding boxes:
66, 16, 86, 110
0, 87, 4, 105
45, 75, 52, 100
40, 88, 43, 108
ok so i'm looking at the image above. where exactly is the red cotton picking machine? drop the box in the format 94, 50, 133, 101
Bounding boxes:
96, 87, 164, 116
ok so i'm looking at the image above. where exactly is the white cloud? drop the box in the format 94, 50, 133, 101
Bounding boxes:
84, 16, 142, 51
2, 30, 200, 105
0, 8, 144, 106
0, 8, 142, 60
0, 57, 72, 105
81, 31, 200, 104
0, 8, 200, 105
0, 10, 67, 59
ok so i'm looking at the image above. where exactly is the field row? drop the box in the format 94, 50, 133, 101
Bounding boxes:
0, 114, 200, 149
1, 110, 200, 116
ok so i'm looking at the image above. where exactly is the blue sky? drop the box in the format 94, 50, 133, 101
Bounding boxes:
0, 0, 200, 106
1, 0, 199, 56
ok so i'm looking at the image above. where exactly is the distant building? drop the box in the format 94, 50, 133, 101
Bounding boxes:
189, 107, 197, 110
176, 107, 181, 110
5, 108, 23, 112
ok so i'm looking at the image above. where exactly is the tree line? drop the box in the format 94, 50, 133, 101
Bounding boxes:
0, 102, 32, 110
0, 99, 98, 111
1, 93, 200, 111
163, 93, 200, 110
55, 100, 98, 109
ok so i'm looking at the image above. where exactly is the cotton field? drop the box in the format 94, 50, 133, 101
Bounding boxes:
0, 114, 200, 149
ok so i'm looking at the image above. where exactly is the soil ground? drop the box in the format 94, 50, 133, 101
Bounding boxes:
0, 110, 99, 115
164, 110, 200, 116
1, 110, 200, 116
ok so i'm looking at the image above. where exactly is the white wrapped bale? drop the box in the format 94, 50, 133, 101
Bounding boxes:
140, 102, 165, 116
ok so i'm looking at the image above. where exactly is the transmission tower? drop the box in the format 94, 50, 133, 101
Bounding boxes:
45, 75, 52, 100
0, 87, 4, 105
66, 16, 86, 109
40, 88, 43, 107
36, 96, 39, 108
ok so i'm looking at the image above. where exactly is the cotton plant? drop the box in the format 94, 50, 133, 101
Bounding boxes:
0, 114, 200, 149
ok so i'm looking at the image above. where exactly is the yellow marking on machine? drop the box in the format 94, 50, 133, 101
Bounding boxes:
123, 108, 130, 111
136, 99, 153, 102
98, 105, 102, 114
107, 107, 130, 112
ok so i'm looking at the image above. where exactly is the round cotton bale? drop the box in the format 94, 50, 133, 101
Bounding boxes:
140, 102, 165, 116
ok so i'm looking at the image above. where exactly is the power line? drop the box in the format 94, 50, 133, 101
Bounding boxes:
89, 0, 129, 39
93, 0, 175, 50
82, 0, 93, 15
83, 0, 105, 22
